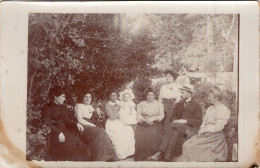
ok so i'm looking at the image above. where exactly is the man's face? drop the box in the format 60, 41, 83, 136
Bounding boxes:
180, 90, 189, 101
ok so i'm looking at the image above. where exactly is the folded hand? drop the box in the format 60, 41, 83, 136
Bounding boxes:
172, 119, 187, 124
144, 118, 153, 125
58, 132, 65, 142
77, 123, 84, 132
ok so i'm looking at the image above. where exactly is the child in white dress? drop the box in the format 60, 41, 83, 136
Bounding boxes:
118, 91, 137, 125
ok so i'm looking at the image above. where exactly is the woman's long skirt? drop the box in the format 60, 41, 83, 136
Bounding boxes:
48, 130, 90, 161
182, 131, 228, 162
79, 125, 118, 161
134, 122, 164, 161
106, 119, 135, 160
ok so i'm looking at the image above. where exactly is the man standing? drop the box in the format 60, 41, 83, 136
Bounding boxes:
148, 84, 203, 161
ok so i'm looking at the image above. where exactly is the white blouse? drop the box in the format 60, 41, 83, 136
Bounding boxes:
199, 103, 230, 134
158, 83, 181, 103
75, 103, 95, 126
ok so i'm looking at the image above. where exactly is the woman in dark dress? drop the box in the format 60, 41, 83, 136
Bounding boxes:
134, 88, 165, 161
75, 91, 118, 161
43, 87, 88, 161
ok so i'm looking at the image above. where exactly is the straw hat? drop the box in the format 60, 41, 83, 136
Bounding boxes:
179, 84, 194, 93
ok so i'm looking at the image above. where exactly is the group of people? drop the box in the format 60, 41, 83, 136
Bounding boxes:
43, 70, 231, 162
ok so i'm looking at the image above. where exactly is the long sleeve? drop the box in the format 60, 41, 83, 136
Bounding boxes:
136, 101, 165, 123
173, 84, 181, 103
149, 103, 165, 122
105, 103, 120, 121
75, 104, 94, 126
170, 102, 184, 121
43, 107, 62, 135
158, 84, 181, 103
158, 86, 164, 103
186, 103, 203, 128
200, 105, 231, 133
136, 103, 146, 122
63, 109, 78, 131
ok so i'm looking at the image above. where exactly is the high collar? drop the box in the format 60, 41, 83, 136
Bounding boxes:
51, 101, 61, 106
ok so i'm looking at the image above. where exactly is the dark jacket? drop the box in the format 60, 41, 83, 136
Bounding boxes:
171, 99, 203, 129
43, 102, 78, 136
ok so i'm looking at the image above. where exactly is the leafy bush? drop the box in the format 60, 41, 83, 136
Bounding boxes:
26, 13, 238, 161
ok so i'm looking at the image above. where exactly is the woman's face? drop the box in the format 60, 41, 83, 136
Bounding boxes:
110, 92, 118, 103
83, 93, 91, 105
146, 92, 155, 102
54, 94, 66, 105
208, 93, 216, 105
166, 73, 174, 83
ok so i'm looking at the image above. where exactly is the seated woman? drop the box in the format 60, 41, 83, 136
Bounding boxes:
182, 86, 231, 162
75, 91, 117, 161
105, 91, 135, 160
43, 87, 87, 161
134, 88, 165, 161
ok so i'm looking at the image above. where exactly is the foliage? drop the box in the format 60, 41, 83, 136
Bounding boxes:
132, 77, 153, 104
27, 13, 238, 160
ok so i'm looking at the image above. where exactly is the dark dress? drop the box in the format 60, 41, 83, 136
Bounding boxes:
90, 112, 106, 129
43, 102, 90, 161
135, 100, 165, 161
76, 103, 118, 161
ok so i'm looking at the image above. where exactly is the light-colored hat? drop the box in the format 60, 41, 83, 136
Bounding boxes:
179, 84, 194, 93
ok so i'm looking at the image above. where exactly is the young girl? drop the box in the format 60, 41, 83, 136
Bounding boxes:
118, 91, 137, 125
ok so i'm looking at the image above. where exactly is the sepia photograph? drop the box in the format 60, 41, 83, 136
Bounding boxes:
26, 13, 239, 162
0, 1, 259, 168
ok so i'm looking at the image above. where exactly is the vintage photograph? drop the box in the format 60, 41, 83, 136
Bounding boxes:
26, 13, 239, 162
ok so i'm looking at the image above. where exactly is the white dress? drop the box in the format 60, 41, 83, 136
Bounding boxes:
118, 100, 137, 125
105, 101, 135, 160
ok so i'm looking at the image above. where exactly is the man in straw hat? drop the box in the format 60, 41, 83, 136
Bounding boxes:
147, 84, 203, 161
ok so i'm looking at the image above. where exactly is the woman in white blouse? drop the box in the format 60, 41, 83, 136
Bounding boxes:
75, 92, 117, 161
158, 70, 181, 129
182, 86, 231, 162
